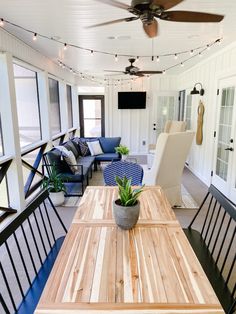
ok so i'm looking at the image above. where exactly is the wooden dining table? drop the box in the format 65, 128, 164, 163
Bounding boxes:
35, 186, 224, 314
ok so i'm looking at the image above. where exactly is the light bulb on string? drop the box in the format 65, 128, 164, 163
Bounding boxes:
199, 52, 203, 57
163, 70, 166, 75
33, 33, 37, 41
217, 39, 222, 45
156, 56, 160, 62
151, 56, 154, 62
90, 50, 94, 56
174, 54, 178, 60
0, 18, 4, 27
207, 44, 210, 51
64, 43, 67, 50
115, 54, 118, 62
69, 68, 73, 72
136, 56, 139, 62
190, 50, 194, 56
180, 62, 184, 67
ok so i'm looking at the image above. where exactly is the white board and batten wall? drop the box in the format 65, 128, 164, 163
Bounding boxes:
178, 41, 236, 187
105, 76, 177, 155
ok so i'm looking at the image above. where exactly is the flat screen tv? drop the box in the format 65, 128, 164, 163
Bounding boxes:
118, 91, 146, 109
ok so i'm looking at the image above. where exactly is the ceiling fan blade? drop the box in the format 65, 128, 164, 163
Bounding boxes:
134, 73, 144, 77
143, 19, 158, 38
104, 70, 124, 73
139, 71, 163, 74
151, 0, 184, 10
93, 0, 130, 10
86, 17, 137, 28
160, 11, 224, 23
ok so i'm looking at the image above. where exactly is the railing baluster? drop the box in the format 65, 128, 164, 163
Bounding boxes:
13, 232, 31, 286
20, 225, 37, 276
27, 217, 43, 265
48, 197, 67, 233
200, 194, 213, 235
0, 292, 10, 314
43, 201, 56, 243
5, 241, 24, 299
38, 205, 52, 249
225, 253, 235, 285
33, 211, 47, 257
0, 262, 16, 312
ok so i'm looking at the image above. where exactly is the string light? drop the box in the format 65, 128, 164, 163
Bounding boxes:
151, 56, 154, 61
207, 44, 210, 50
174, 54, 178, 60
163, 70, 166, 75
180, 62, 184, 67
64, 43, 67, 50
136, 56, 139, 62
115, 54, 118, 62
33, 33, 37, 41
0, 17, 222, 62
190, 50, 194, 56
156, 56, 160, 62
90, 50, 94, 56
199, 52, 203, 57
69, 68, 73, 72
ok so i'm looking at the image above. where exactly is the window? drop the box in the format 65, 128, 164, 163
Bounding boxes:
79, 95, 105, 137
66, 85, 73, 129
48, 78, 61, 136
156, 96, 176, 137
185, 95, 192, 130
14, 63, 42, 148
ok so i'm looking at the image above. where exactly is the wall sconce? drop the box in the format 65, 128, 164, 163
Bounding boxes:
190, 83, 205, 96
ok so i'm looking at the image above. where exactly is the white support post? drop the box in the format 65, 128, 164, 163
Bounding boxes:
37, 71, 52, 149
0, 52, 26, 210
72, 85, 80, 136
59, 81, 68, 135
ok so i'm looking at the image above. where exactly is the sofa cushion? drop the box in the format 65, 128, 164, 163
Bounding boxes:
95, 153, 120, 161
99, 137, 121, 153
76, 156, 95, 168
46, 149, 72, 174
63, 151, 79, 174
64, 141, 79, 158
77, 139, 90, 157
87, 140, 103, 156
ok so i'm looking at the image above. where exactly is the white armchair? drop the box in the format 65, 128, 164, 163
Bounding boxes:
143, 131, 195, 207
164, 120, 187, 133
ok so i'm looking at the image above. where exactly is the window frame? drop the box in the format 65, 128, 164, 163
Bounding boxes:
48, 76, 62, 137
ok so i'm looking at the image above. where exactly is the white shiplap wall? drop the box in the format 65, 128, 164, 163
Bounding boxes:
178, 41, 236, 185
105, 76, 177, 154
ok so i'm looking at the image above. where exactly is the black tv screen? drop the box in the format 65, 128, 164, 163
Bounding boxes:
118, 91, 146, 109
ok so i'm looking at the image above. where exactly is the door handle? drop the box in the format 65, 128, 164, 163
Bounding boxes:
225, 147, 234, 151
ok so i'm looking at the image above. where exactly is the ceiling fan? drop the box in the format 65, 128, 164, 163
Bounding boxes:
88, 0, 224, 38
105, 58, 162, 76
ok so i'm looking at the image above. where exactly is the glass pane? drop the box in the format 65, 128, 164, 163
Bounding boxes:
0, 176, 9, 208
83, 100, 101, 119
14, 64, 42, 148
67, 85, 73, 129
216, 86, 235, 181
49, 78, 61, 136
185, 95, 192, 130
0, 116, 3, 156
156, 96, 175, 137
84, 119, 101, 137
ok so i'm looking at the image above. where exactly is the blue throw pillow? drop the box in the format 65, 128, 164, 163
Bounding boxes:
99, 137, 121, 153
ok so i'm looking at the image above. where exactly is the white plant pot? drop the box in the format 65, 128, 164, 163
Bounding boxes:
121, 155, 128, 161
49, 191, 65, 206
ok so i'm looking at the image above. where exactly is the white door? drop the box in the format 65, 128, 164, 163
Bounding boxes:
151, 91, 178, 144
212, 77, 236, 203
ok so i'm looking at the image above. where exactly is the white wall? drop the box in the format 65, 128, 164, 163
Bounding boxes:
105, 76, 177, 154
178, 42, 236, 185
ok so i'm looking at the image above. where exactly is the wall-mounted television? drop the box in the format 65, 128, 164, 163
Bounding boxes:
118, 91, 146, 109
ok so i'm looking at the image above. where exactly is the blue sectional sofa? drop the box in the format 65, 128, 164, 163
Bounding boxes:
43, 136, 121, 195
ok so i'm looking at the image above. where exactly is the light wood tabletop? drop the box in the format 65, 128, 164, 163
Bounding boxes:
35, 186, 224, 314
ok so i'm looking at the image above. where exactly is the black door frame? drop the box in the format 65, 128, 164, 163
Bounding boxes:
79, 95, 105, 137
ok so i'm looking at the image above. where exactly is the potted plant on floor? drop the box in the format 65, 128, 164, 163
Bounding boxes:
42, 164, 66, 206
115, 144, 129, 161
113, 176, 144, 230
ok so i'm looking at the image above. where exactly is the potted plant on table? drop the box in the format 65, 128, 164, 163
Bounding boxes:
113, 176, 144, 230
42, 164, 66, 206
115, 144, 129, 161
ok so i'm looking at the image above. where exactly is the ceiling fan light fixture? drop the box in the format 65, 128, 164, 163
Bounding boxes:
190, 83, 204, 96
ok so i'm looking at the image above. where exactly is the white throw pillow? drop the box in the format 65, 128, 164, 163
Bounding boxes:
63, 150, 78, 174
55, 145, 76, 159
87, 141, 103, 156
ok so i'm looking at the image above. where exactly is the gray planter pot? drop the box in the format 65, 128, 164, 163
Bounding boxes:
113, 199, 140, 230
